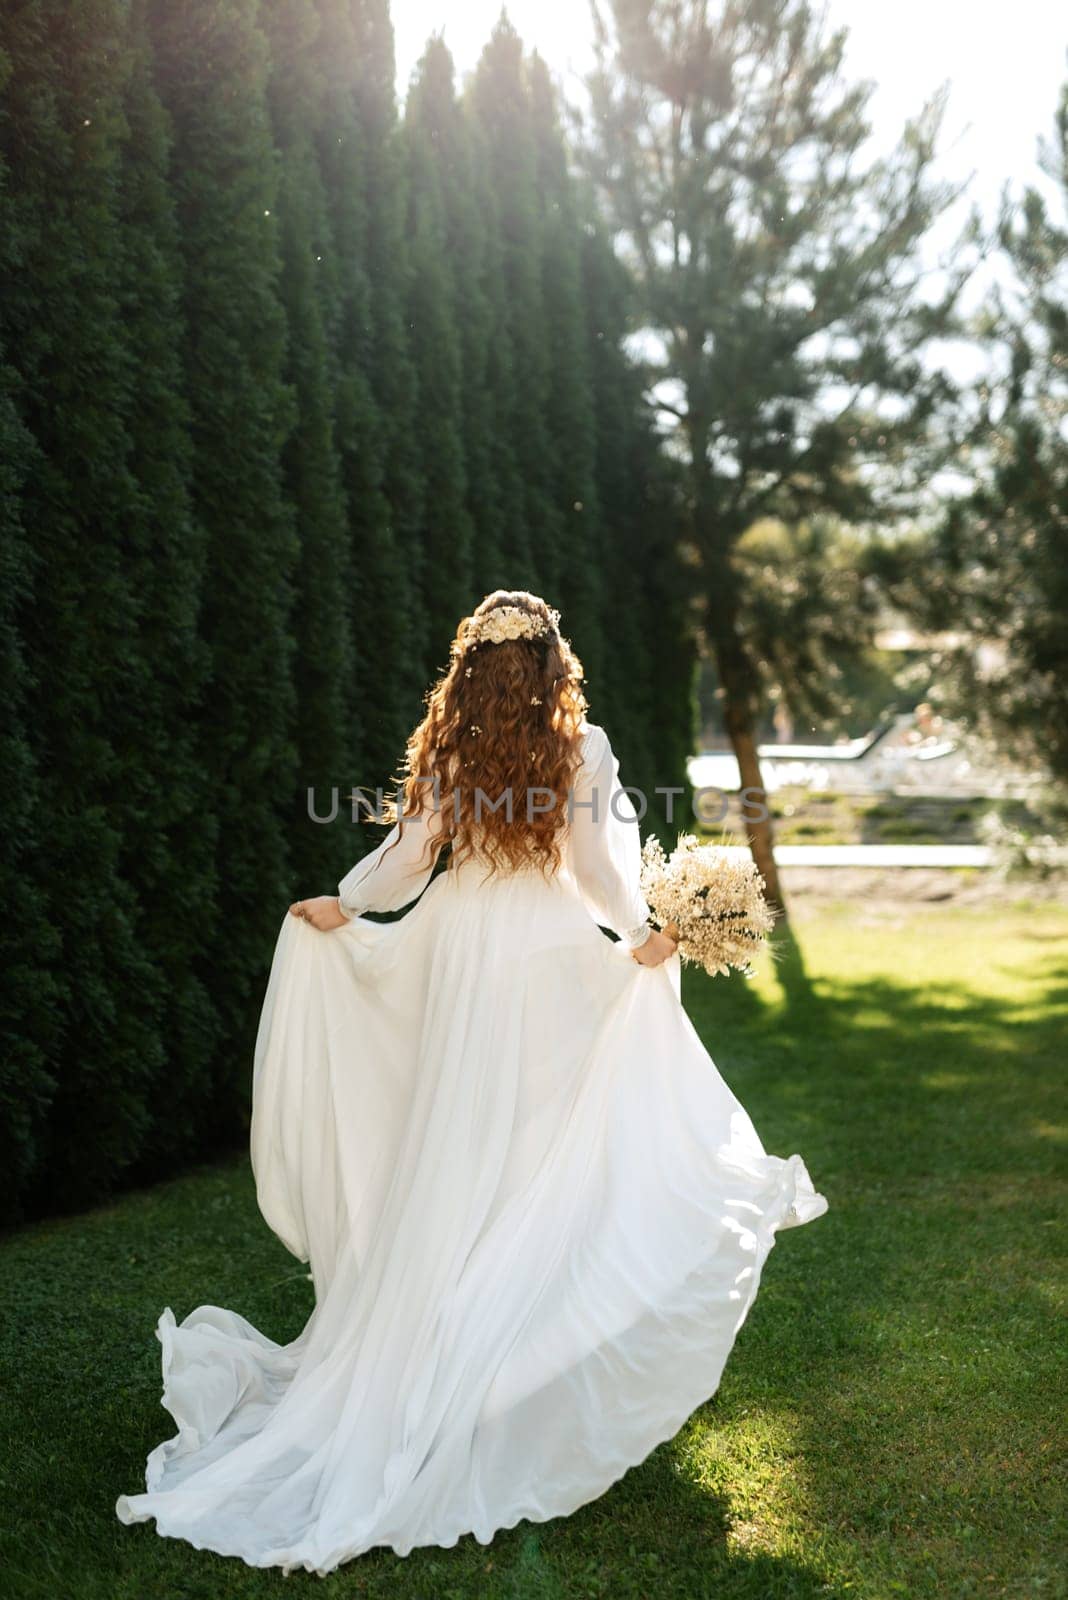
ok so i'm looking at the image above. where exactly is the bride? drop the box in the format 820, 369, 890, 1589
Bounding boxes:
116, 589, 828, 1574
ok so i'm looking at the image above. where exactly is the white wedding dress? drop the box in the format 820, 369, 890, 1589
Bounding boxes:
116, 721, 827, 1574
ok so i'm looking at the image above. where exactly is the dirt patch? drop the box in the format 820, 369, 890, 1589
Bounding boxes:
719, 788, 1058, 848
780, 864, 1067, 917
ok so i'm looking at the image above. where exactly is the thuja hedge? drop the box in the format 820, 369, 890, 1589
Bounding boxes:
0, 0, 695, 1223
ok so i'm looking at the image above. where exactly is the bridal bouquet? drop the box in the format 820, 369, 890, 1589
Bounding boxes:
639, 833, 776, 978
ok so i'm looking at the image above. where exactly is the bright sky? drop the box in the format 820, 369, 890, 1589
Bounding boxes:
392, 1, 1068, 217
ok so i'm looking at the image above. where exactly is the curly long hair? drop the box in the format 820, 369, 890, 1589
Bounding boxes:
381, 591, 589, 882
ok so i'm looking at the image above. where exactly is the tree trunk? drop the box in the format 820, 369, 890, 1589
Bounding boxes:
711, 625, 788, 919
686, 404, 786, 916
720, 676, 786, 914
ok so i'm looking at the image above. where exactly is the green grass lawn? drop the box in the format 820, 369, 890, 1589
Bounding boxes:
1, 902, 1065, 1600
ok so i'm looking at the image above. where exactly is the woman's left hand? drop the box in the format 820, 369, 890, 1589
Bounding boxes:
630, 928, 679, 967
289, 895, 349, 931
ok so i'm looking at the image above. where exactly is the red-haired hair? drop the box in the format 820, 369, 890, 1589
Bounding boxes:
383, 590, 589, 881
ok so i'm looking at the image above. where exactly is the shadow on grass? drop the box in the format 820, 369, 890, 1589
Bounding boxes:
326, 1457, 850, 1600
682, 933, 1068, 1598
769, 917, 813, 1005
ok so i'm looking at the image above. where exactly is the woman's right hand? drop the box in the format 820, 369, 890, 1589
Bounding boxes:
631, 928, 679, 967
289, 895, 350, 931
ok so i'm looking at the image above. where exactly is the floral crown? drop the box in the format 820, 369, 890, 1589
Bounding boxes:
454, 604, 561, 654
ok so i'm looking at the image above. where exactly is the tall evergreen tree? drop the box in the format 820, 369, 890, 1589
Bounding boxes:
405, 39, 508, 594
404, 41, 476, 668
527, 54, 604, 695
465, 119, 532, 594
579, 0, 972, 908
0, 0, 166, 1208
264, 0, 358, 890
148, 0, 298, 1113
0, 37, 60, 1220
309, 0, 389, 800
918, 80, 1068, 780
0, 355, 61, 1221
310, 0, 422, 796
112, 0, 223, 1177
349, 0, 429, 736
469, 19, 559, 595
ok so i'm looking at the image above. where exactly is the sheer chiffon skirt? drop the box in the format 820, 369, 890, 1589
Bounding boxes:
115, 859, 827, 1573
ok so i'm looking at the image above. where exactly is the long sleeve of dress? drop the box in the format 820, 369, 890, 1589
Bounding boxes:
337, 800, 444, 918
566, 723, 654, 950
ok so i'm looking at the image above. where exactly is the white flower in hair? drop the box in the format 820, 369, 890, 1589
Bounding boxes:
460, 604, 560, 650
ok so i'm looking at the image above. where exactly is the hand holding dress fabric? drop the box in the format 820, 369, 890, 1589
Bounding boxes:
286, 803, 444, 932
288, 896, 349, 931
336, 798, 445, 919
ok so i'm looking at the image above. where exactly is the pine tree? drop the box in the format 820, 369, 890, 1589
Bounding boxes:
579, 0, 972, 909
148, 0, 299, 1116
732, 516, 884, 736
920, 80, 1068, 780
